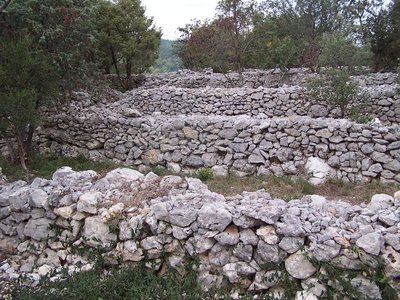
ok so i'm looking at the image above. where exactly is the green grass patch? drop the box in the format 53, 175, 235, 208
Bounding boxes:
207, 175, 400, 204
14, 262, 211, 300
0, 154, 119, 181
196, 167, 213, 182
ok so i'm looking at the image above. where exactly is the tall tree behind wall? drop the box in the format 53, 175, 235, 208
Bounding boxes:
369, 0, 400, 70
94, 0, 161, 90
0, 0, 94, 171
2, 0, 98, 94
216, 0, 256, 73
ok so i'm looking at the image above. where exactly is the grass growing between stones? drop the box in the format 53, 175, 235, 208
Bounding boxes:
0, 154, 119, 182
1, 154, 399, 204
14, 263, 208, 300
207, 175, 400, 204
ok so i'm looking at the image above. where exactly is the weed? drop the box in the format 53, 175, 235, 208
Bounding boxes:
196, 167, 213, 181
307, 253, 396, 300
149, 165, 172, 176
13, 259, 209, 300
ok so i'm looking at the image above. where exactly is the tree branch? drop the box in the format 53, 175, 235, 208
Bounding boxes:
0, 0, 12, 13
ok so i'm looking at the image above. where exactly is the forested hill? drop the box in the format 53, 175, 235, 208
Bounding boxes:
148, 39, 182, 73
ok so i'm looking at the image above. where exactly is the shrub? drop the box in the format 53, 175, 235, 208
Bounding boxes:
306, 69, 371, 122
196, 167, 213, 181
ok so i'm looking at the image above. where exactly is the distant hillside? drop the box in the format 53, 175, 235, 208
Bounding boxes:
148, 39, 182, 73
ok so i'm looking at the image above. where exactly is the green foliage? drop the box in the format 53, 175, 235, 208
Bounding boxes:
306, 69, 371, 121
176, 0, 399, 72
368, 0, 400, 71
319, 32, 372, 69
15, 260, 208, 300
176, 0, 256, 73
197, 167, 213, 181
0, 37, 57, 168
94, 0, 161, 89
0, 154, 119, 181
148, 39, 182, 73
3, 0, 98, 92
245, 16, 300, 71
175, 19, 234, 72
308, 254, 397, 300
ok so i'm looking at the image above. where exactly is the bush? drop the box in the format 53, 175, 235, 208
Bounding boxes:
306, 69, 371, 122
196, 167, 213, 181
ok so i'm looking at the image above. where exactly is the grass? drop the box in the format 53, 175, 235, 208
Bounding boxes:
1, 154, 399, 204
0, 154, 120, 182
207, 175, 400, 204
14, 262, 211, 300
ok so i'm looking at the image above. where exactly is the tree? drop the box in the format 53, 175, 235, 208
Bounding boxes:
175, 19, 234, 72
306, 69, 371, 121
369, 0, 400, 70
260, 0, 383, 71
175, 1, 257, 74
216, 0, 256, 73
1, 0, 98, 171
2, 0, 98, 93
262, 0, 348, 70
244, 15, 300, 71
318, 32, 372, 69
94, 0, 161, 90
0, 38, 57, 171
148, 39, 182, 73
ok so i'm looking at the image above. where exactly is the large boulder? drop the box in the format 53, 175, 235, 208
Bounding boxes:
305, 157, 335, 185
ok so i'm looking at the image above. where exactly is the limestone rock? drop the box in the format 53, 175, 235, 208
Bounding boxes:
77, 192, 100, 214
198, 203, 232, 232
305, 157, 334, 185
54, 206, 74, 219
256, 225, 279, 245
356, 232, 384, 256
24, 218, 54, 241
214, 225, 240, 246
350, 276, 382, 300
285, 251, 316, 279
212, 166, 228, 177
279, 237, 305, 254
83, 216, 116, 247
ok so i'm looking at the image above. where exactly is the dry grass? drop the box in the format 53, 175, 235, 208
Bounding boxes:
207, 175, 400, 204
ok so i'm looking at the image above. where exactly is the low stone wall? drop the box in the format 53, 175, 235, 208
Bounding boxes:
140, 69, 398, 89
120, 84, 399, 124
0, 168, 399, 299
34, 109, 400, 184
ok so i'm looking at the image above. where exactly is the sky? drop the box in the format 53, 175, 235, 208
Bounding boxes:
141, 0, 219, 40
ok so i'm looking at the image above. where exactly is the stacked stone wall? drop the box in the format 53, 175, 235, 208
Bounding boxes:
33, 109, 400, 184
0, 168, 399, 298
120, 85, 399, 125
139, 69, 397, 89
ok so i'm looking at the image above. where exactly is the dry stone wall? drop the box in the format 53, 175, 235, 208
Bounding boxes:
141, 69, 398, 89
35, 106, 400, 184
120, 84, 399, 125
0, 167, 399, 299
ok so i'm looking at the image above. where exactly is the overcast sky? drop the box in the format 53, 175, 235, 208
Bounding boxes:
142, 0, 219, 40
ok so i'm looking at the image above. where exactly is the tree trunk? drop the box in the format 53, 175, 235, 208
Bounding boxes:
24, 124, 35, 157
15, 133, 29, 174
126, 58, 132, 90
110, 46, 125, 90
4, 138, 17, 164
